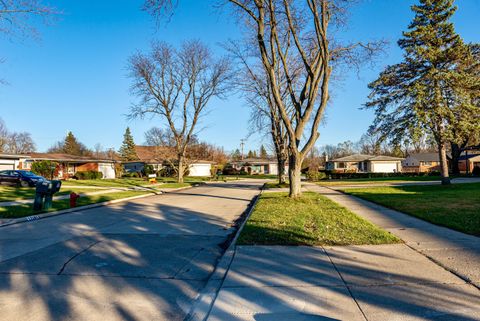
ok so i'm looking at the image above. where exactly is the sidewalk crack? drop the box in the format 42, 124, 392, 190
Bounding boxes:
57, 240, 101, 275
322, 246, 369, 321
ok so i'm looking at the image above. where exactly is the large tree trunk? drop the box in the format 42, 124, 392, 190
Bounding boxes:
438, 142, 450, 185
177, 154, 185, 183
450, 142, 462, 175
277, 155, 286, 185
288, 152, 302, 198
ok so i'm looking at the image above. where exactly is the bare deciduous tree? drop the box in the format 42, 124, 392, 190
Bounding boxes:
226, 0, 382, 196
226, 40, 293, 185
0, 0, 57, 38
0, 118, 9, 151
6, 131, 35, 154
129, 40, 231, 183
0, 118, 36, 153
143, 0, 382, 196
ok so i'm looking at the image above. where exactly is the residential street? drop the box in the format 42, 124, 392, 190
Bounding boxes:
0, 180, 262, 321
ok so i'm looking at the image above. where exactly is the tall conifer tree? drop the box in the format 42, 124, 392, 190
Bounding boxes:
119, 127, 138, 161
367, 0, 479, 184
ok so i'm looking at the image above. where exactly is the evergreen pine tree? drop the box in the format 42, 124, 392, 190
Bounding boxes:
367, 0, 479, 185
259, 145, 268, 158
63, 132, 83, 156
119, 127, 138, 161
247, 150, 254, 158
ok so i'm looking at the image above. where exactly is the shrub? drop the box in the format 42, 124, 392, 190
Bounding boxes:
473, 166, 480, 177
142, 164, 155, 177
222, 166, 239, 175
31, 161, 58, 179
122, 172, 141, 178
75, 171, 103, 180
306, 170, 326, 182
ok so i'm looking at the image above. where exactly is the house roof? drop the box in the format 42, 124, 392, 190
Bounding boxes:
0, 154, 30, 159
27, 153, 115, 163
458, 153, 480, 161
231, 158, 277, 165
330, 154, 404, 162
131, 146, 216, 165
134, 146, 174, 163
407, 152, 440, 162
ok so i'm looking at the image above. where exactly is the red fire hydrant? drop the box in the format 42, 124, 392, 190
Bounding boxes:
70, 192, 80, 208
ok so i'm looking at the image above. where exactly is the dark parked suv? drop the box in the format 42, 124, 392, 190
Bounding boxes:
0, 170, 47, 187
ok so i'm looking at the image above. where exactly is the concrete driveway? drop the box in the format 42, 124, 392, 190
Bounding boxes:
0, 180, 263, 321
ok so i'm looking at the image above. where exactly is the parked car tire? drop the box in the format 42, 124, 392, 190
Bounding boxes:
19, 180, 30, 188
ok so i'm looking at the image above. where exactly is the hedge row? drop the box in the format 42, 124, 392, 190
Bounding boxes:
322, 171, 441, 180
75, 171, 103, 180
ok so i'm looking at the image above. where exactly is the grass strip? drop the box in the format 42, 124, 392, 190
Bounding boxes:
0, 191, 152, 219
238, 192, 400, 246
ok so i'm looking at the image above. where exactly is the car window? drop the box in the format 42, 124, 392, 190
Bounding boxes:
0, 171, 8, 176
11, 171, 20, 177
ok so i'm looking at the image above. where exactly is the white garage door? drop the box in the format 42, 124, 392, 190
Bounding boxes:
98, 163, 116, 179
188, 164, 211, 177
372, 162, 398, 173
0, 164, 14, 171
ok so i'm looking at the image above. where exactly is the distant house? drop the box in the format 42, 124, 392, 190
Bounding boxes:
230, 158, 288, 175
0, 154, 31, 171
24, 153, 116, 179
123, 146, 215, 177
326, 154, 403, 173
458, 154, 480, 173
402, 152, 447, 173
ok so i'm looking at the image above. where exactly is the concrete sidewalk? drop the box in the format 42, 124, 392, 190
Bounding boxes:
320, 177, 480, 190
207, 245, 480, 321
306, 184, 480, 288
204, 184, 480, 320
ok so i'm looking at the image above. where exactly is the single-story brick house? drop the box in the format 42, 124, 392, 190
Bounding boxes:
326, 154, 404, 173
458, 153, 480, 173
402, 152, 448, 173
123, 146, 215, 177
24, 153, 116, 179
0, 154, 31, 171
230, 158, 289, 175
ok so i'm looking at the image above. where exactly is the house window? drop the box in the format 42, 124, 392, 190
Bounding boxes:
337, 162, 345, 168
423, 161, 432, 166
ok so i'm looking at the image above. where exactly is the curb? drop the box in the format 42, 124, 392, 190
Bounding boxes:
0, 185, 194, 229
184, 184, 264, 321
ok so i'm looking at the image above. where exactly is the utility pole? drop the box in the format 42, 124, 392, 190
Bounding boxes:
240, 139, 246, 160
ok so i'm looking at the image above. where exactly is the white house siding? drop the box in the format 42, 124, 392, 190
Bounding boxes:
188, 163, 212, 177
0, 158, 26, 170
268, 163, 278, 175
371, 162, 400, 173
98, 163, 116, 179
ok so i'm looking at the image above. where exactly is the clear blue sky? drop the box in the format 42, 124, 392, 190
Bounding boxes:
1, 0, 479, 153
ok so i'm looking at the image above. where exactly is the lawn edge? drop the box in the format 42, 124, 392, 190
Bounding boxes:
0, 185, 195, 228
337, 185, 480, 237
184, 183, 264, 321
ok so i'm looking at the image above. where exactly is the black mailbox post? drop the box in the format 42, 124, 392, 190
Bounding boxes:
44, 180, 62, 209
34, 180, 62, 212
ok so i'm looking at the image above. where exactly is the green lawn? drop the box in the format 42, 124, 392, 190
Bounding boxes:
238, 192, 400, 246
0, 186, 104, 202
62, 177, 211, 188
318, 176, 442, 186
342, 183, 480, 236
0, 190, 152, 219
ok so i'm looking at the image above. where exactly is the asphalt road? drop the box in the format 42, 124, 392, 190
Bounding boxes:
0, 180, 263, 321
